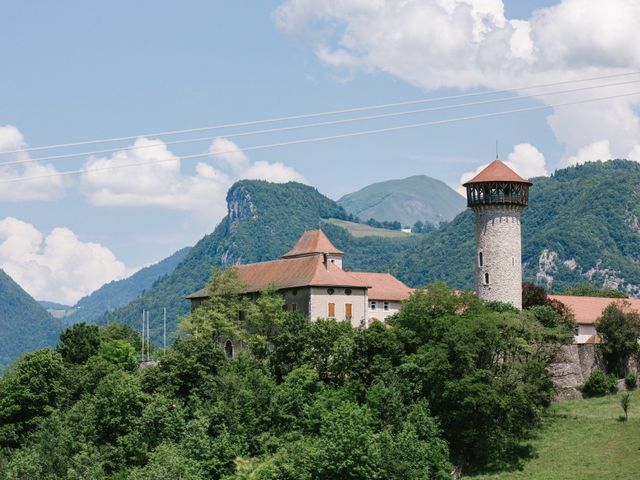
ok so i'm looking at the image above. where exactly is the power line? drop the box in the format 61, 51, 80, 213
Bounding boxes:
1, 70, 639, 156
3, 77, 639, 168
2, 89, 638, 185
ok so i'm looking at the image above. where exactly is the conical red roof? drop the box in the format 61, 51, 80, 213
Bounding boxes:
282, 230, 343, 258
462, 160, 532, 186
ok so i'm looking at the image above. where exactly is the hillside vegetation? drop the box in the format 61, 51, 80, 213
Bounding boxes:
0, 270, 62, 369
337, 174, 466, 227
68, 247, 190, 324
393, 160, 640, 295
471, 390, 640, 480
322, 218, 411, 238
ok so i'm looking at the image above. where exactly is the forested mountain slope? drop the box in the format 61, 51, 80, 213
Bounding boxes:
67, 247, 190, 324
337, 174, 466, 227
0, 269, 62, 369
392, 160, 640, 295
100, 181, 416, 341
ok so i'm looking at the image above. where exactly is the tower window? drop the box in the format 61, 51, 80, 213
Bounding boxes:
512, 257, 515, 266
478, 252, 484, 267
484, 273, 490, 285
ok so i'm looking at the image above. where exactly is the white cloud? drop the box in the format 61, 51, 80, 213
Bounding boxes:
458, 143, 546, 194
275, 0, 640, 164
0, 217, 129, 305
80, 136, 307, 228
0, 125, 67, 201
629, 145, 640, 162
564, 140, 612, 167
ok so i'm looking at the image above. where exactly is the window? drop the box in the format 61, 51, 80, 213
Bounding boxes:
345, 288, 352, 296
345, 303, 352, 320
512, 257, 515, 266
328, 303, 335, 318
574, 325, 580, 336
370, 301, 377, 310
383, 301, 389, 311
478, 251, 484, 267
484, 273, 490, 285
224, 340, 234, 359
327, 287, 335, 295
238, 310, 246, 321
291, 303, 298, 312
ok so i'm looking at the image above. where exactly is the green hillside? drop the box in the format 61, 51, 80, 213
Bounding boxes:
0, 270, 62, 369
337, 174, 466, 227
322, 218, 411, 238
470, 390, 640, 480
67, 246, 190, 324
392, 160, 640, 296
100, 180, 416, 341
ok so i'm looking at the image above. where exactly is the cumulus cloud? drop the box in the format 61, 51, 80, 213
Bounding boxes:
80, 137, 307, 227
275, 0, 640, 163
458, 143, 546, 194
564, 140, 612, 167
0, 125, 67, 201
0, 217, 129, 305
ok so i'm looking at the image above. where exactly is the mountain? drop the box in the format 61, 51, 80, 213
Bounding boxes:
0, 270, 62, 369
67, 247, 191, 324
337, 175, 466, 227
392, 160, 640, 296
100, 181, 416, 340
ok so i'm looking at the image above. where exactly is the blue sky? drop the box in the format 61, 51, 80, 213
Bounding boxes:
1, 0, 639, 304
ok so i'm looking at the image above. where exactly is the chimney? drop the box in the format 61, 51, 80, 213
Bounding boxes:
323, 253, 328, 270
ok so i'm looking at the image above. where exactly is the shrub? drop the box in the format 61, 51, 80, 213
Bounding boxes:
581, 369, 617, 397
625, 372, 638, 390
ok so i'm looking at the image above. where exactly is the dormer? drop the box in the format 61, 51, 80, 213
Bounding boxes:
282, 230, 344, 269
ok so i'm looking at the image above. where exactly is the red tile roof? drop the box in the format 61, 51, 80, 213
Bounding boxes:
462, 159, 532, 186
548, 295, 640, 325
348, 272, 414, 301
282, 230, 343, 258
187, 254, 369, 299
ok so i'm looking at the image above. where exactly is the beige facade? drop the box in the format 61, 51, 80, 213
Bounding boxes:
309, 286, 368, 328
368, 299, 402, 322
574, 324, 598, 344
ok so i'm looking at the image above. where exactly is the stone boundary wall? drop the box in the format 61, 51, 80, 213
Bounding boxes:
550, 344, 637, 401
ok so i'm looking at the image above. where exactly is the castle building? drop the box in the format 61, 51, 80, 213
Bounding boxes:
187, 230, 413, 327
463, 160, 532, 309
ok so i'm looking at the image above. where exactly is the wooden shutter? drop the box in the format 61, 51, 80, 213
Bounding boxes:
328, 303, 335, 318
345, 303, 352, 320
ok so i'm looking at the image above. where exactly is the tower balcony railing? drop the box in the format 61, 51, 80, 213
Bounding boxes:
466, 182, 530, 207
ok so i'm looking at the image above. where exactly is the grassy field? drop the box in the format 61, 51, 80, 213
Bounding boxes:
323, 218, 412, 238
470, 390, 640, 480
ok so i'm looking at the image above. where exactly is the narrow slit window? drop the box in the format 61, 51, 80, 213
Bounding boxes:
484, 273, 490, 285
478, 252, 484, 267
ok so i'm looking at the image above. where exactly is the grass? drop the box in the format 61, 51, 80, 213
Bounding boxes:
469, 389, 640, 479
322, 218, 412, 238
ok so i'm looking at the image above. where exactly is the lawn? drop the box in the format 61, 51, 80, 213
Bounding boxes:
322, 218, 412, 238
469, 390, 640, 479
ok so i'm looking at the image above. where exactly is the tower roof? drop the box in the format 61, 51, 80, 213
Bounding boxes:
282, 230, 343, 258
462, 160, 532, 186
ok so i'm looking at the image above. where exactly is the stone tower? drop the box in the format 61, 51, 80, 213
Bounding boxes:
463, 160, 532, 309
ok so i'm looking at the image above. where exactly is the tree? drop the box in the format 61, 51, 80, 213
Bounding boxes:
56, 323, 101, 364
98, 339, 138, 372
597, 302, 640, 377
0, 349, 67, 449
563, 283, 627, 298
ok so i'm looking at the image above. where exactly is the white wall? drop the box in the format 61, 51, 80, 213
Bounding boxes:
574, 324, 597, 344
367, 300, 401, 323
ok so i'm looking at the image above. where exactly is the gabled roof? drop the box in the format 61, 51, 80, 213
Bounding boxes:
187, 255, 368, 299
548, 295, 640, 325
462, 159, 532, 186
347, 272, 414, 301
282, 230, 343, 258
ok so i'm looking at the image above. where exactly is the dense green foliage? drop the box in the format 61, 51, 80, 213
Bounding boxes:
0, 270, 62, 370
580, 369, 618, 397
596, 302, 640, 377
0, 281, 571, 478
337, 174, 466, 227
68, 247, 190, 324
393, 160, 640, 293
561, 283, 628, 298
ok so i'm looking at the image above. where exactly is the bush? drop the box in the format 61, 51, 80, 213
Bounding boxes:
581, 369, 617, 397
625, 372, 638, 390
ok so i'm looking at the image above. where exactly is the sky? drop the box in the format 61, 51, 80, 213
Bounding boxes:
1, 0, 640, 304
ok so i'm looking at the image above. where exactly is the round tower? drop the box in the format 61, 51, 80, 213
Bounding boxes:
463, 160, 532, 309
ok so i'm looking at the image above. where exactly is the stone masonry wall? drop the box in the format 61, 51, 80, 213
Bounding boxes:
473, 205, 523, 309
